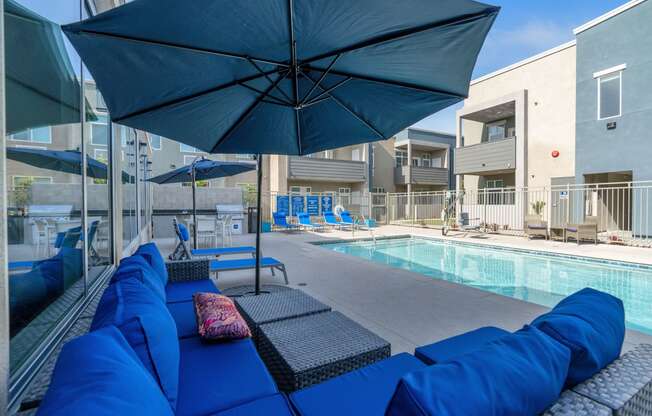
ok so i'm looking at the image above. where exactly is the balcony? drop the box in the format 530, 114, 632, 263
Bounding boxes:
394, 166, 448, 186
288, 156, 367, 183
454, 137, 516, 175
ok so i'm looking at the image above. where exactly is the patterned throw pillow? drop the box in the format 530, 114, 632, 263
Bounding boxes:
193, 293, 251, 340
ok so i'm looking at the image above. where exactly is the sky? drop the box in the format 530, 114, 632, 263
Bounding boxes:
412, 0, 631, 134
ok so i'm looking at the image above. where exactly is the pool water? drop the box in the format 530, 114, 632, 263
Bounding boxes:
322, 237, 652, 335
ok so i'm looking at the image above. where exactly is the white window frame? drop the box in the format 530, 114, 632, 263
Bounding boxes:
9, 126, 52, 144
595, 65, 625, 121
421, 156, 431, 168
94, 148, 108, 162
487, 120, 507, 142
351, 148, 361, 161
485, 179, 505, 189
411, 157, 420, 167
149, 134, 162, 151
395, 150, 407, 167
90, 115, 109, 146
183, 155, 199, 166
12, 175, 53, 187
290, 186, 311, 194
180, 143, 201, 153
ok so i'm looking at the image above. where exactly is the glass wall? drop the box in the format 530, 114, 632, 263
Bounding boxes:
5, 0, 87, 372
119, 125, 138, 249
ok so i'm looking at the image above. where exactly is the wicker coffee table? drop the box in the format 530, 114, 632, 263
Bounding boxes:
234, 289, 331, 343
258, 311, 391, 392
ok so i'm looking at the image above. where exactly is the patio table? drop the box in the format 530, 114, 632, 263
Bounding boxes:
257, 311, 391, 392
234, 289, 331, 344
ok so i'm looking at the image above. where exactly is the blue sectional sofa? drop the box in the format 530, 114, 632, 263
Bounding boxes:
38, 243, 630, 416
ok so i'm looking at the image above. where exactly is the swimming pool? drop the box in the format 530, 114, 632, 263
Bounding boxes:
321, 237, 652, 335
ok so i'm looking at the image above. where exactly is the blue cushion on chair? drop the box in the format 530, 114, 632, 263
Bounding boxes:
37, 326, 173, 416
531, 287, 625, 387
165, 279, 220, 304
215, 394, 294, 416
136, 242, 169, 286
415, 326, 509, 365
178, 223, 190, 242
112, 255, 166, 301
386, 326, 570, 416
290, 353, 426, 416
166, 301, 198, 339
176, 337, 277, 415
92, 279, 180, 411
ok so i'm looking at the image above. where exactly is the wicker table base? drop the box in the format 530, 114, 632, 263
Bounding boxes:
258, 311, 390, 392
234, 289, 331, 344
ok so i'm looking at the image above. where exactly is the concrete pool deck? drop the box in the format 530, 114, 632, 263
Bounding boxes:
155, 224, 652, 355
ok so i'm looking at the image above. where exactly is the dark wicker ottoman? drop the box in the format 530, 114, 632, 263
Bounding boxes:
257, 311, 391, 392
234, 289, 331, 344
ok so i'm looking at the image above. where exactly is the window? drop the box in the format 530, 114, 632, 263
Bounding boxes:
96, 90, 107, 111
236, 153, 254, 160
487, 120, 506, 141
338, 187, 351, 205
180, 143, 201, 153
485, 179, 504, 189
9, 126, 52, 144
372, 187, 385, 194
351, 149, 361, 161
149, 134, 162, 150
431, 156, 443, 168
412, 157, 420, 167
91, 114, 109, 146
421, 157, 431, 168
182, 180, 209, 188
596, 69, 623, 120
395, 150, 407, 167
12, 175, 53, 187
183, 155, 200, 166
290, 186, 311, 194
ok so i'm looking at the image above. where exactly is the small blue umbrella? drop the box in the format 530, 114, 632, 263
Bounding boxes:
6, 147, 133, 184
149, 157, 256, 248
63, 0, 499, 294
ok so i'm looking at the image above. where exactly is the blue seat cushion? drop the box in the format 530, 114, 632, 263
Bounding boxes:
176, 337, 277, 416
37, 326, 173, 416
135, 242, 168, 286
92, 279, 180, 410
215, 394, 294, 416
165, 279, 220, 304
178, 223, 190, 241
531, 287, 625, 387
290, 353, 426, 416
386, 326, 570, 416
166, 301, 198, 339
112, 255, 166, 301
415, 326, 509, 365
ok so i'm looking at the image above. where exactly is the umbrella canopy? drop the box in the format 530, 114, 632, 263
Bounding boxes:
6, 147, 133, 184
62, 0, 498, 155
148, 158, 256, 185
4, 0, 95, 135
63, 0, 499, 295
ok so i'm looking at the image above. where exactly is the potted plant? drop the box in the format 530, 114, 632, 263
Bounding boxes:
531, 200, 546, 218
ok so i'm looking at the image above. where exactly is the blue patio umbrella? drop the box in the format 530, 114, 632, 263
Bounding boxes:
63, 0, 499, 294
6, 147, 133, 184
148, 157, 256, 248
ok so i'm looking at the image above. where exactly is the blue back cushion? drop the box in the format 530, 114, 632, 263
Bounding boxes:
37, 326, 173, 416
178, 223, 190, 241
92, 279, 180, 410
111, 255, 165, 301
135, 243, 168, 286
386, 326, 570, 416
532, 287, 625, 386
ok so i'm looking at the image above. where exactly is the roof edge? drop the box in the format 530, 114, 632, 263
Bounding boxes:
573, 0, 647, 35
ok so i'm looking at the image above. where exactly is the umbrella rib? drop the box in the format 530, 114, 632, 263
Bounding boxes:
246, 57, 293, 104
210, 70, 290, 153
299, 54, 341, 106
238, 82, 293, 106
301, 8, 498, 66
302, 77, 352, 107
114, 69, 279, 123
306, 67, 463, 98
65, 28, 289, 68
301, 71, 384, 139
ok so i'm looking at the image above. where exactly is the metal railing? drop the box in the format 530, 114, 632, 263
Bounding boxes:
384, 181, 652, 247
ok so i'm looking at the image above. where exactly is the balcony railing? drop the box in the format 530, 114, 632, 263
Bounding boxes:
288, 156, 367, 182
394, 165, 448, 186
454, 137, 516, 175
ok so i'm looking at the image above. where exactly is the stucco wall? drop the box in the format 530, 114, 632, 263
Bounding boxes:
575, 1, 652, 183
460, 43, 577, 189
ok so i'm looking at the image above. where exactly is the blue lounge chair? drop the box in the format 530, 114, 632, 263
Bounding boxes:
339, 211, 356, 229
273, 212, 300, 232
297, 212, 324, 231
169, 218, 256, 260
210, 257, 288, 284
9, 225, 84, 271
323, 211, 348, 230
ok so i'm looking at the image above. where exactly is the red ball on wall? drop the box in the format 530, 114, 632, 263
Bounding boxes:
551, 150, 560, 158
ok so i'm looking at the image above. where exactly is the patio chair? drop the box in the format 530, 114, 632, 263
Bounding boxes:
525, 215, 548, 240
169, 217, 256, 260
565, 216, 598, 245
339, 211, 356, 229
323, 211, 351, 230
297, 212, 324, 231
210, 257, 288, 284
459, 212, 482, 233
272, 212, 300, 232
195, 216, 218, 247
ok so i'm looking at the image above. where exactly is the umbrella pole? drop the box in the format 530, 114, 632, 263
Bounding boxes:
191, 163, 198, 250
255, 154, 263, 295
